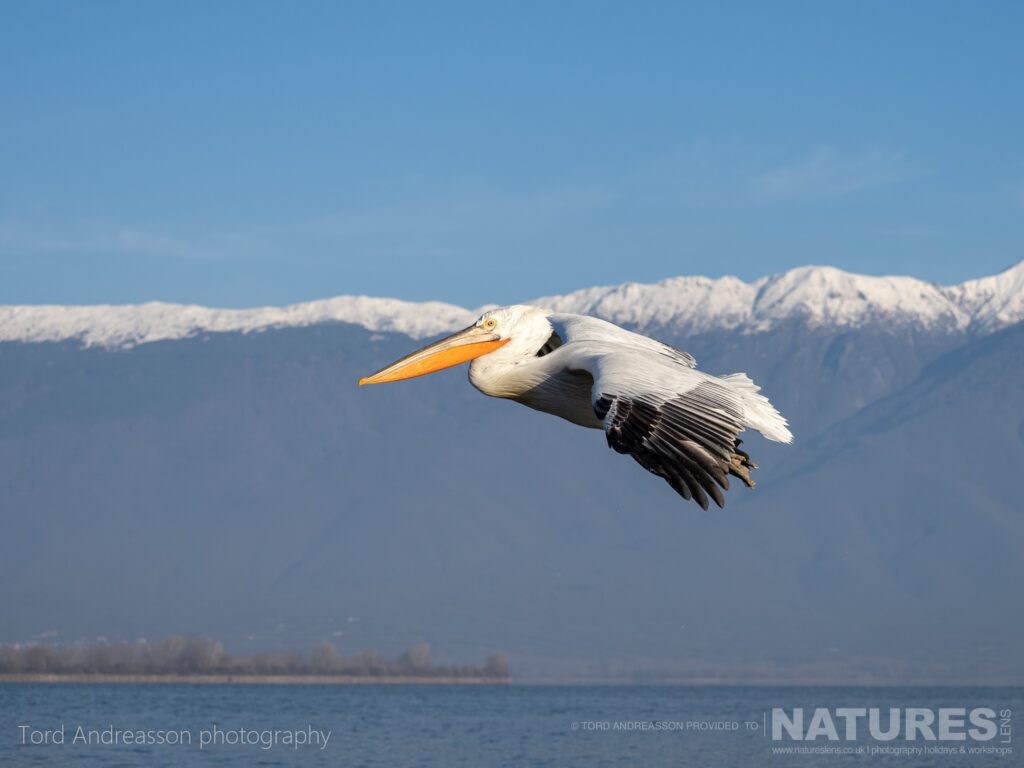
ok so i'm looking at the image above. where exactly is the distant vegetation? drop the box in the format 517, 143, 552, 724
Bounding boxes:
0, 636, 509, 679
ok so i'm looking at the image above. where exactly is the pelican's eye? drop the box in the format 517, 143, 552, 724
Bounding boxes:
482, 318, 497, 331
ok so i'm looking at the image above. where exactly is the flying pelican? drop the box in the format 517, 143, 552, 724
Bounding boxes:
359, 305, 792, 508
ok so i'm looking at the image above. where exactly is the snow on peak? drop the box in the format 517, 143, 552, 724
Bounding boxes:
535, 262, 1024, 334
1, 261, 1021, 348
0, 296, 476, 349
533, 274, 758, 333
747, 265, 967, 331
941, 259, 1024, 331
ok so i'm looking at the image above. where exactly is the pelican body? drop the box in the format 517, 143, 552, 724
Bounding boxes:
360, 305, 792, 509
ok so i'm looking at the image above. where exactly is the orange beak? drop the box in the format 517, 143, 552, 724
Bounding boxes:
358, 325, 509, 386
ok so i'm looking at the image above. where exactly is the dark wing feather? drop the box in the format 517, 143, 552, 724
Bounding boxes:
594, 383, 756, 510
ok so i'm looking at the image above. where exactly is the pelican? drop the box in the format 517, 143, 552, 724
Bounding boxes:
359, 305, 792, 508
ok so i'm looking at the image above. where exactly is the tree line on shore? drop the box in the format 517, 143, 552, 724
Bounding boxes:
0, 635, 509, 678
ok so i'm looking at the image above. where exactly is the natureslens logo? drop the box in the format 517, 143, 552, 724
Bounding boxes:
771, 707, 1012, 743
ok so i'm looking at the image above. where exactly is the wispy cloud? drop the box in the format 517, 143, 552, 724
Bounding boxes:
0, 222, 276, 263
303, 184, 615, 240
751, 147, 917, 201
0, 182, 614, 268
0, 144, 927, 291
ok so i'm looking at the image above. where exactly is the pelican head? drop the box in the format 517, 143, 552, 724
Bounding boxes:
358, 305, 556, 386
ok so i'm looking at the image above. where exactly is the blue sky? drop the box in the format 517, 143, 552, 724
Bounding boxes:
2, 1, 1022, 308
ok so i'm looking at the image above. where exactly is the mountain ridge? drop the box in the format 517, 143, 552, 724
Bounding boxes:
2, 260, 1022, 348
1, 283, 1022, 678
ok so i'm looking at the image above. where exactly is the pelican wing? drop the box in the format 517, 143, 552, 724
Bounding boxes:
549, 313, 791, 509
592, 376, 753, 509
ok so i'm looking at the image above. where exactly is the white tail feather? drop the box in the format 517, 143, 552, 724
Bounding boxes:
721, 373, 794, 444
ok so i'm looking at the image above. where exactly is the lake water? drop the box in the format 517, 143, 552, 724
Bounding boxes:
0, 683, 1018, 767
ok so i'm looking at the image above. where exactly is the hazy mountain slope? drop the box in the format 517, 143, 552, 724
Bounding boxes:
1, 316, 1020, 681
717, 320, 1024, 674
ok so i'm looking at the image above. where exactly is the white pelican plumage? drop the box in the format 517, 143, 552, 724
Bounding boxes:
359, 305, 793, 508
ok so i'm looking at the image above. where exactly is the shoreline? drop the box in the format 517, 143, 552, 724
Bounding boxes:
1, 674, 1019, 687
0, 673, 509, 685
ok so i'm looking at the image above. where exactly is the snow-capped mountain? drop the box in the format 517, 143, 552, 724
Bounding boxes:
534, 260, 1024, 334
2, 260, 1023, 682
1, 261, 1021, 348
0, 296, 477, 348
